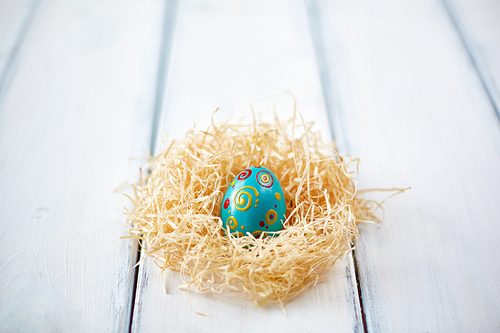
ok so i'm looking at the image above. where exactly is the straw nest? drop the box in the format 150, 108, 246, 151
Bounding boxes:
126, 110, 376, 305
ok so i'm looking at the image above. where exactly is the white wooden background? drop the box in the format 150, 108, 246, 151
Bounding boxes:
0, 0, 499, 332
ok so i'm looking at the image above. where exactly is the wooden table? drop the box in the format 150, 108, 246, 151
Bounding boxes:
1, 0, 499, 332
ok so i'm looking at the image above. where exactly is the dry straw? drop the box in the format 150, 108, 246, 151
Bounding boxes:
125, 109, 377, 306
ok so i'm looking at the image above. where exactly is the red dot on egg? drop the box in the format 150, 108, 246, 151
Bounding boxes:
224, 198, 230, 209
274, 204, 277, 208
259, 221, 265, 227
270, 214, 274, 220
266, 226, 268, 229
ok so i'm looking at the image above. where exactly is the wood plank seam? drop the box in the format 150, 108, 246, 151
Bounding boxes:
150, 0, 181, 155
0, 0, 43, 103
304, 0, 348, 152
440, 0, 500, 123
304, 0, 337, 143
305, 1, 367, 331
128, 1, 180, 332
351, 250, 369, 333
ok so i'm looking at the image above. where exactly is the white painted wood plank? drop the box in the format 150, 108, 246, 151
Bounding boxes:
0, 0, 39, 92
154, 0, 333, 143
0, 0, 164, 331
317, 0, 500, 331
132, 0, 363, 332
445, 0, 500, 115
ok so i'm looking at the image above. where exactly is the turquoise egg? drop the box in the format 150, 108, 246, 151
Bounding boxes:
221, 166, 286, 238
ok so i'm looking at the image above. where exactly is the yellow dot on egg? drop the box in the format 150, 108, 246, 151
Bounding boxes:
275, 192, 281, 201
254, 205, 258, 208
228, 210, 231, 214
241, 225, 245, 230
256, 199, 260, 203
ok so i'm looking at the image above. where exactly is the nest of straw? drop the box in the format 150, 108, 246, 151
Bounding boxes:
126, 112, 375, 305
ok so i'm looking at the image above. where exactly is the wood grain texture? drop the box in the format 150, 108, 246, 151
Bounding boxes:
131, 0, 363, 332
0, 0, 164, 331
317, 0, 500, 331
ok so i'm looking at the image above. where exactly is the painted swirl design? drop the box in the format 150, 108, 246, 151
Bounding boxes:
235, 186, 259, 211
256, 170, 274, 188
265, 209, 278, 225
237, 169, 252, 181
227, 216, 238, 230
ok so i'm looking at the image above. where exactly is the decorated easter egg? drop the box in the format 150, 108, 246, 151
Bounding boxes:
221, 166, 286, 238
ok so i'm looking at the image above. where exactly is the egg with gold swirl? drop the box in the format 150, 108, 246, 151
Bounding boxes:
221, 166, 286, 238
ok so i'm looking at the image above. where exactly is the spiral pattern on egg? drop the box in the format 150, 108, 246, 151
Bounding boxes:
227, 216, 238, 230
234, 186, 259, 211
256, 170, 274, 188
265, 209, 278, 225
237, 169, 252, 181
